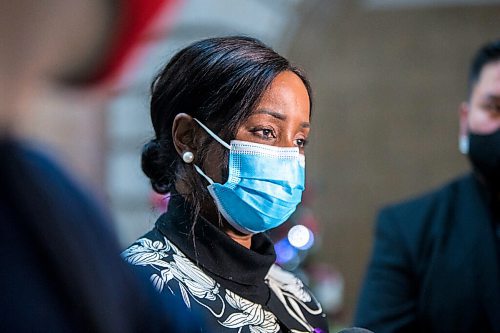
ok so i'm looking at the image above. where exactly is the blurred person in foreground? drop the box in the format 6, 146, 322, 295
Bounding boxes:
355, 39, 500, 333
122, 36, 330, 332
0, 1, 203, 332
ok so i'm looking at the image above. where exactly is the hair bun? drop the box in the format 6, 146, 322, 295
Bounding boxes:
141, 139, 171, 194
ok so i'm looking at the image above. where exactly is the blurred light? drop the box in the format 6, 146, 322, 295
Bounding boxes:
283, 253, 301, 271
309, 264, 344, 314
288, 224, 315, 250
150, 191, 170, 213
274, 238, 297, 264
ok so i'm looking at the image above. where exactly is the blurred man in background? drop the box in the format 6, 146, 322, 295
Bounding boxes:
355, 39, 500, 333
0, 1, 204, 331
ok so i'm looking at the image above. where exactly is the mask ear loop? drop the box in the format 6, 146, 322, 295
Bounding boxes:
193, 118, 231, 150
191, 118, 231, 185
193, 165, 214, 185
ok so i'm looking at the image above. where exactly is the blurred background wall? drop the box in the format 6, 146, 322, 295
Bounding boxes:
25, 0, 500, 327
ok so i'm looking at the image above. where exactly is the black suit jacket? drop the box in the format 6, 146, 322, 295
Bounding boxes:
354, 173, 500, 333
0, 139, 204, 332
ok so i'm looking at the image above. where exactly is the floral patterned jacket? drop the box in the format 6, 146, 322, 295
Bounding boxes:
122, 195, 329, 333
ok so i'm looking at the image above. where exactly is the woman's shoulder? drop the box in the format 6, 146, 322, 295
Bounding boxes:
121, 228, 174, 283
121, 228, 173, 269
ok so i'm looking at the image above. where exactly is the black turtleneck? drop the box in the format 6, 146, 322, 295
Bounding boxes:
155, 193, 277, 305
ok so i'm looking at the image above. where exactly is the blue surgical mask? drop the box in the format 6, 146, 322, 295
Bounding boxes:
192, 118, 305, 234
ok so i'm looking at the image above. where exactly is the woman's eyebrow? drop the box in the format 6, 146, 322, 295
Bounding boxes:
254, 109, 310, 128
255, 109, 287, 120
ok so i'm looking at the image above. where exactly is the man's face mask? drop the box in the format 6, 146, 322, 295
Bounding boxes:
463, 128, 500, 190
192, 118, 305, 234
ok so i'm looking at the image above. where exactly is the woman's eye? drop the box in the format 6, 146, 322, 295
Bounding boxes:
251, 128, 276, 140
261, 129, 274, 138
295, 138, 308, 148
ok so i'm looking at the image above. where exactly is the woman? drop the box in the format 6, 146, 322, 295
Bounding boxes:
123, 36, 329, 333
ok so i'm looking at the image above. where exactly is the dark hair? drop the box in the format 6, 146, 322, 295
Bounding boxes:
141, 36, 311, 214
468, 39, 500, 97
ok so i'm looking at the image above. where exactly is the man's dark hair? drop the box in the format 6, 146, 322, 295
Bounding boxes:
468, 39, 500, 96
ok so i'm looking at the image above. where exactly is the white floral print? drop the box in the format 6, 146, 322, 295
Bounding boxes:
222, 290, 279, 333
122, 238, 170, 266
266, 265, 323, 332
123, 235, 322, 332
150, 267, 173, 293
170, 253, 220, 301
267, 265, 311, 303
123, 237, 225, 315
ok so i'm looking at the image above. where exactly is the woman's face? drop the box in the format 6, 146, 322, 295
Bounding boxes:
197, 70, 310, 235
235, 70, 311, 153
201, 70, 311, 186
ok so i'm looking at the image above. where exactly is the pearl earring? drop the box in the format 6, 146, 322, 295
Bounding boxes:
182, 151, 194, 163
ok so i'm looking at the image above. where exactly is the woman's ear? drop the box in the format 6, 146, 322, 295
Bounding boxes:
172, 113, 198, 161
